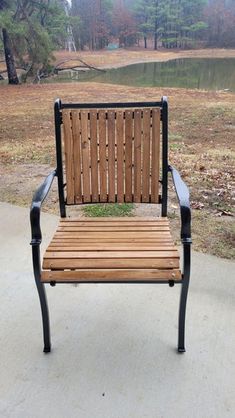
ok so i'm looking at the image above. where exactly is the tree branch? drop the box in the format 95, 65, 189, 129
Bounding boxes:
54, 57, 106, 72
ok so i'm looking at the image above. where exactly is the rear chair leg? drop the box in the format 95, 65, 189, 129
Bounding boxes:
32, 245, 51, 353
178, 243, 191, 353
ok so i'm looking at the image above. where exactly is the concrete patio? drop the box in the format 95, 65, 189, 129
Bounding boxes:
0, 201, 234, 418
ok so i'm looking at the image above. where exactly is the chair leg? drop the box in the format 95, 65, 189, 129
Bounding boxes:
32, 245, 51, 353
178, 243, 191, 353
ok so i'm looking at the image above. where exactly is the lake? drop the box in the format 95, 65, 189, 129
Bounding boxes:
55, 58, 235, 92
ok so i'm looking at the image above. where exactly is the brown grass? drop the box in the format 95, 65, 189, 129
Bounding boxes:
54, 48, 235, 69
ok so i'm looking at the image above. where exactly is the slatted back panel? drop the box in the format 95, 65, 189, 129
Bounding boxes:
62, 108, 160, 204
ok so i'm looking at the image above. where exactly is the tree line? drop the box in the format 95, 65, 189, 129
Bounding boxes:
71, 0, 235, 50
0, 0, 235, 84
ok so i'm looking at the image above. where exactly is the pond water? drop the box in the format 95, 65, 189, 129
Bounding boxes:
54, 58, 235, 92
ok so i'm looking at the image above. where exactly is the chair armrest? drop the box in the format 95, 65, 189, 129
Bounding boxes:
30, 170, 57, 245
169, 165, 192, 244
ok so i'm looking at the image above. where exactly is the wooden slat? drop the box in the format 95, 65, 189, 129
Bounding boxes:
54, 233, 172, 239
59, 221, 169, 227
151, 108, 160, 203
60, 217, 169, 222
56, 225, 170, 232
108, 110, 115, 202
125, 109, 133, 202
71, 111, 82, 204
62, 110, 74, 204
49, 240, 173, 246
51, 240, 174, 245
44, 250, 179, 259
57, 226, 170, 232
134, 109, 142, 202
80, 111, 90, 202
90, 110, 99, 202
43, 258, 179, 269
41, 269, 182, 282
48, 245, 176, 251
116, 111, 124, 202
53, 237, 172, 243
142, 109, 151, 202
98, 110, 107, 202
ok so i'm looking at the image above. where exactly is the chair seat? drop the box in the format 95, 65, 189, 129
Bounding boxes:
41, 217, 181, 283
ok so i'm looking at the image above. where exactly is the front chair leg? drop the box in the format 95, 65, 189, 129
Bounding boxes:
32, 245, 51, 353
178, 243, 191, 353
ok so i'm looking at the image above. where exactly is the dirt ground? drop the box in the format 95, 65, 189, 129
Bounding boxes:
0, 49, 234, 259
54, 48, 235, 70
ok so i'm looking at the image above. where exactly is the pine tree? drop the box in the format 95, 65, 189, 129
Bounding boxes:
0, 0, 69, 82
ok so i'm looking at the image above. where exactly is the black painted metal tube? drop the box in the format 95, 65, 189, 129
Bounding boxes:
30, 170, 56, 244
32, 245, 51, 352
161, 96, 168, 216
54, 99, 66, 218
61, 101, 162, 109
178, 243, 191, 352
169, 165, 191, 242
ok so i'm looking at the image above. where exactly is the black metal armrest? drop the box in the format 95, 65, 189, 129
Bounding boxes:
30, 170, 57, 245
169, 165, 192, 244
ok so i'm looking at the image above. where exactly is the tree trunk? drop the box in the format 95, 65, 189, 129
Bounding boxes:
154, 31, 158, 50
154, 0, 158, 50
2, 28, 19, 85
144, 36, 147, 49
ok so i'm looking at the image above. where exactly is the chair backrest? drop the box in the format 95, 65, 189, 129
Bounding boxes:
54, 98, 168, 216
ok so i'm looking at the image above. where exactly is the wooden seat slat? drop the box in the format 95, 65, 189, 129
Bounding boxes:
59, 221, 169, 226
50, 240, 173, 246
57, 226, 170, 232
47, 245, 176, 251
49, 240, 174, 246
51, 236, 172, 241
44, 250, 179, 259
43, 257, 179, 270
53, 234, 172, 241
41, 269, 182, 282
60, 217, 169, 222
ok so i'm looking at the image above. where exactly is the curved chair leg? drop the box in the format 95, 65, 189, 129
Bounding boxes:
32, 245, 51, 353
178, 243, 191, 353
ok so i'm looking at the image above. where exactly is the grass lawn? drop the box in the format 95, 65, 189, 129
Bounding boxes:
0, 51, 234, 259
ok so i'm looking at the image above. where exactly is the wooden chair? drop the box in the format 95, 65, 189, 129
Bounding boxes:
30, 97, 191, 353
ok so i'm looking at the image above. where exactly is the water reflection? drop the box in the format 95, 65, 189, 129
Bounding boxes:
56, 58, 235, 92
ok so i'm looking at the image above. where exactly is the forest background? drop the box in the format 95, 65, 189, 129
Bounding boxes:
1, 0, 235, 83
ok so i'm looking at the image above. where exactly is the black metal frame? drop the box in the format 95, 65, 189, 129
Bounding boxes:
54, 97, 168, 215
30, 170, 57, 352
169, 165, 192, 352
30, 97, 191, 354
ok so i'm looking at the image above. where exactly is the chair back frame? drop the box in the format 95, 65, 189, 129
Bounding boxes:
54, 97, 168, 218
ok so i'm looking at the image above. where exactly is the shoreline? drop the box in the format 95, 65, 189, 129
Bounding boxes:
54, 48, 235, 71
